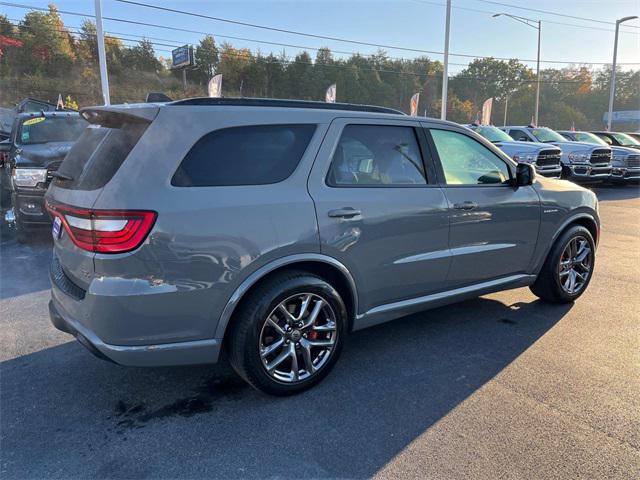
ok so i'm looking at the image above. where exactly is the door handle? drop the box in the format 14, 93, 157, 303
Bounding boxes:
328, 207, 362, 218
453, 201, 478, 210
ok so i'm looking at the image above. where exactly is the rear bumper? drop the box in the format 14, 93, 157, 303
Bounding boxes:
49, 294, 222, 367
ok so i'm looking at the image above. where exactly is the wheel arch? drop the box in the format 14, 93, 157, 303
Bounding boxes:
214, 254, 359, 340
533, 212, 599, 275
555, 213, 599, 247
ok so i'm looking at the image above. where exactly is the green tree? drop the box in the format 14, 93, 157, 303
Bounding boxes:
194, 35, 219, 84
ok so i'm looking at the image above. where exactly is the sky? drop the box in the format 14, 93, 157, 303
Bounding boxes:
1, 0, 639, 75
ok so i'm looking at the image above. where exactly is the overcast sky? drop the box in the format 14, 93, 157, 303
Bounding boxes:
2, 0, 639, 74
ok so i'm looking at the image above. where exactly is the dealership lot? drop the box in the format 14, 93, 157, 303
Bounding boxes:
1, 186, 639, 479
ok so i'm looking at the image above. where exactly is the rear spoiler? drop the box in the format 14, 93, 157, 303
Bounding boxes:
79, 105, 159, 127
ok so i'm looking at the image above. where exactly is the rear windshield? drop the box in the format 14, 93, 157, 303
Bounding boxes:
172, 124, 316, 187
18, 116, 87, 145
54, 122, 147, 190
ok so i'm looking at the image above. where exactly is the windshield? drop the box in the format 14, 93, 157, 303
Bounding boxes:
475, 126, 514, 143
611, 132, 640, 146
530, 128, 566, 143
17, 116, 87, 145
574, 132, 608, 146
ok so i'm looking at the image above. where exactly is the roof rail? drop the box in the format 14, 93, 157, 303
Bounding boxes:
167, 97, 406, 115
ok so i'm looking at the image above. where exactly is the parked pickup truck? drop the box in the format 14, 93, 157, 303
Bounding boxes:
466, 124, 562, 178
558, 130, 640, 184
0, 111, 87, 242
501, 126, 612, 184
590, 131, 640, 151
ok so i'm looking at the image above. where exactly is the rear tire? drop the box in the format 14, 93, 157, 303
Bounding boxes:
228, 271, 347, 396
530, 225, 595, 303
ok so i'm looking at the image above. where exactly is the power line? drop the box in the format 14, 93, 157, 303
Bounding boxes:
5, 20, 613, 85
410, 0, 640, 34
472, 0, 640, 30
112, 0, 640, 64
2, 1, 638, 66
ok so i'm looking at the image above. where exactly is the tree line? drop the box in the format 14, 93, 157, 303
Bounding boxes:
1, 4, 638, 130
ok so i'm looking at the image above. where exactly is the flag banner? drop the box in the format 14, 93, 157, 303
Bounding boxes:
570, 121, 576, 132
208, 74, 223, 98
481, 97, 493, 125
325, 84, 336, 103
410, 93, 420, 117
56, 93, 65, 110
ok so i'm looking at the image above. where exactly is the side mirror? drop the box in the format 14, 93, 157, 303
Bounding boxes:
0, 140, 11, 153
515, 162, 535, 187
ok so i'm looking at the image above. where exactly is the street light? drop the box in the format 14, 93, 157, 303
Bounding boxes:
607, 15, 638, 131
493, 13, 541, 126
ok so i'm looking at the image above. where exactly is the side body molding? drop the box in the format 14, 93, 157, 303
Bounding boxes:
214, 254, 359, 339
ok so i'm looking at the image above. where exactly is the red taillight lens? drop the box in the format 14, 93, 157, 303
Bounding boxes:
46, 200, 156, 253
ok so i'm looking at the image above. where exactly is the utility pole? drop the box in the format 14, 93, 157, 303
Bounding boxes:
94, 0, 110, 105
534, 20, 541, 126
440, 0, 451, 120
493, 13, 541, 125
503, 96, 508, 126
607, 16, 638, 131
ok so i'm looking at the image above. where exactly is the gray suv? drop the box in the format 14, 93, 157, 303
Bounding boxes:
46, 98, 600, 395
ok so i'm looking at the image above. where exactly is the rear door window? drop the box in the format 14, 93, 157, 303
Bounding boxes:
55, 122, 148, 190
327, 125, 427, 186
172, 124, 316, 187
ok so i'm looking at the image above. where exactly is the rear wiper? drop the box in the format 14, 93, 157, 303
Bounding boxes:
50, 171, 73, 181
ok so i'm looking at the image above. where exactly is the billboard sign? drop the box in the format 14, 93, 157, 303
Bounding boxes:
602, 110, 640, 123
171, 45, 193, 69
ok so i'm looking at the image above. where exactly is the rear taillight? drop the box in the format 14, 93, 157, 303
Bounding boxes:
46, 200, 156, 253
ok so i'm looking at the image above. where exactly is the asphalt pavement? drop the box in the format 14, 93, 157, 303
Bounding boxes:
1, 185, 639, 479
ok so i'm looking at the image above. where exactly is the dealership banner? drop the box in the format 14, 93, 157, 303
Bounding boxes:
325, 84, 336, 103
481, 97, 493, 125
208, 74, 223, 98
410, 93, 420, 117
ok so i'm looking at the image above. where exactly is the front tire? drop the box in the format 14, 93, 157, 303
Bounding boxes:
530, 225, 595, 303
228, 271, 348, 396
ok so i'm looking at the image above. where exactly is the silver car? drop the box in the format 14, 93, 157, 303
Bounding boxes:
47, 98, 600, 395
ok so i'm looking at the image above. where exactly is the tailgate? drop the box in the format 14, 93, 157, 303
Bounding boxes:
46, 105, 158, 291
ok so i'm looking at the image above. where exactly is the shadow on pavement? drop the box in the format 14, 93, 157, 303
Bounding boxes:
1, 295, 572, 478
592, 184, 640, 201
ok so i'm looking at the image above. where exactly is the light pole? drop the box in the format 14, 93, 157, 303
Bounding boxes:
441, 0, 451, 120
94, 0, 110, 105
493, 13, 541, 126
607, 16, 638, 131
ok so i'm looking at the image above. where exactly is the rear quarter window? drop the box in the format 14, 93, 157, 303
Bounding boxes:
172, 124, 316, 187
55, 122, 147, 190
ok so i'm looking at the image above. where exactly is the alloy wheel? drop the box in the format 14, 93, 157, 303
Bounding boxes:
558, 235, 592, 295
259, 293, 338, 383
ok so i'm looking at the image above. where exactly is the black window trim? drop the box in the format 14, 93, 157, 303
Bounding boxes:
170, 123, 318, 188
325, 122, 438, 189
422, 125, 516, 189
